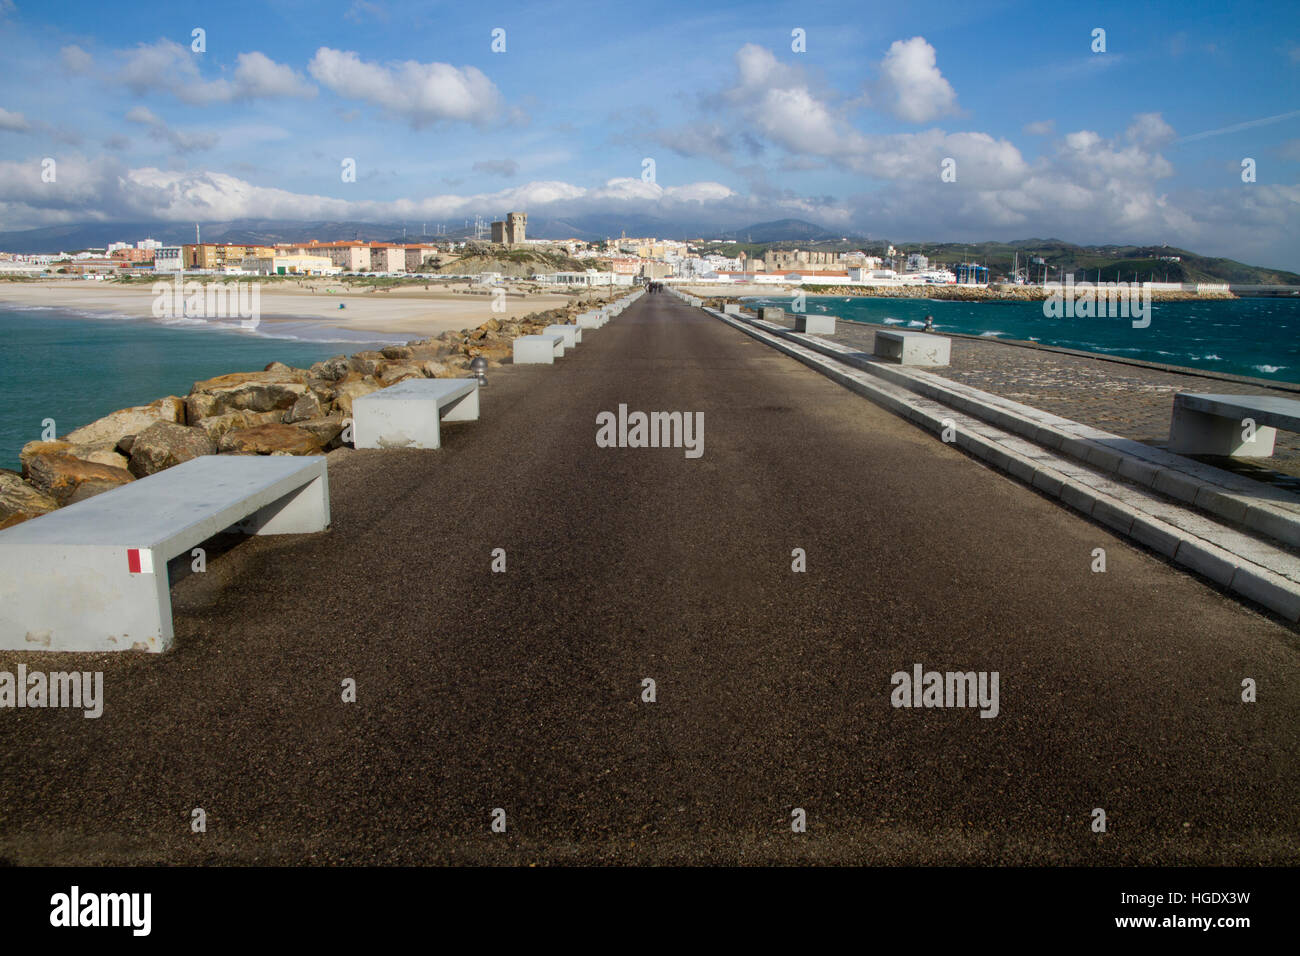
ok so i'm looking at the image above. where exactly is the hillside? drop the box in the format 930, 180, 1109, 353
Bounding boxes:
432, 246, 602, 277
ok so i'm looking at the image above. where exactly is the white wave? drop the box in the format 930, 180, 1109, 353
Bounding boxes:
1254, 364, 1286, 374
906, 320, 926, 328
979, 330, 1003, 337
883, 317, 904, 325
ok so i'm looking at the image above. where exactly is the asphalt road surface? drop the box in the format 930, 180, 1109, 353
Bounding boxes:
2, 291, 1298, 865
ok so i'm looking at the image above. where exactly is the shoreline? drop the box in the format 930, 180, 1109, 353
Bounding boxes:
0, 278, 592, 342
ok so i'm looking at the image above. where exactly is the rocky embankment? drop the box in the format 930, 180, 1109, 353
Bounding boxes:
0, 300, 612, 529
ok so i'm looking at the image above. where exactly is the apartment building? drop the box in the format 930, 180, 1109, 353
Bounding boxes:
369, 243, 406, 274
183, 244, 275, 270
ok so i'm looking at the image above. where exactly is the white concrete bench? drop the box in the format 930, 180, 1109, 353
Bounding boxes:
352, 378, 479, 450
544, 324, 580, 348
761, 307, 784, 321
513, 333, 565, 363
1169, 392, 1300, 457
723, 304, 742, 315
874, 330, 951, 367
576, 311, 604, 329
794, 313, 836, 334
0, 455, 329, 653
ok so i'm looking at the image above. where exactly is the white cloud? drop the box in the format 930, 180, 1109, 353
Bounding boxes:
118, 40, 314, 104
60, 44, 93, 75
308, 47, 501, 126
232, 52, 317, 99
1126, 112, 1176, 148
874, 37, 958, 123
0, 107, 29, 132
1023, 119, 1055, 136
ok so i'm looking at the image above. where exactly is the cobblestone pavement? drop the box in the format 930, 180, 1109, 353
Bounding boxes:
808, 318, 1300, 488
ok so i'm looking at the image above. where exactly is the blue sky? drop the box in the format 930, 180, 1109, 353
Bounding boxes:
1, 0, 1298, 267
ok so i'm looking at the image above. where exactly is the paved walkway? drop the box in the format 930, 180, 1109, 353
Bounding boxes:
1, 292, 1297, 865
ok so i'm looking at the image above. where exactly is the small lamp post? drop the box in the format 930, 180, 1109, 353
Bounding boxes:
469, 356, 489, 386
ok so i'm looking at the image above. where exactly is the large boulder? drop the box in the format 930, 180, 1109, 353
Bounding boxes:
309, 355, 352, 382
127, 422, 216, 477
333, 379, 381, 414
0, 469, 59, 530
294, 416, 348, 449
377, 362, 426, 386
20, 439, 128, 471
218, 423, 324, 456
186, 370, 310, 420
347, 351, 386, 376
404, 344, 456, 361
22, 451, 133, 505
62, 396, 186, 447
284, 392, 325, 423
192, 409, 284, 443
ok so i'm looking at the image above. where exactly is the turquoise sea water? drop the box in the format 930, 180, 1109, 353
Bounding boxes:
745, 294, 1300, 384
0, 307, 400, 470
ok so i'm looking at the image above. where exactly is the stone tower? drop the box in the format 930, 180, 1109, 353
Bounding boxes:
506, 212, 526, 247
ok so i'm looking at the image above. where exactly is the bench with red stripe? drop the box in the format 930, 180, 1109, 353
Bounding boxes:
0, 455, 329, 653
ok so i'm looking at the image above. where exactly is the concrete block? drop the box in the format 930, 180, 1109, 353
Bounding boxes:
1030, 469, 1065, 498
1173, 538, 1238, 587
1169, 393, 1299, 457
1092, 499, 1137, 535
761, 307, 784, 321
1128, 515, 1182, 558
353, 378, 479, 450
723, 304, 741, 315
513, 334, 563, 364
873, 330, 951, 367
1152, 468, 1201, 504
544, 324, 580, 349
1116, 455, 1162, 487
1230, 566, 1300, 622
794, 314, 836, 335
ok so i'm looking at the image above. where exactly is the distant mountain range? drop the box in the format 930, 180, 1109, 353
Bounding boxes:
0, 219, 1294, 285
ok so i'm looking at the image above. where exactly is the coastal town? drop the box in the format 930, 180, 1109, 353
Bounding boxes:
0, 209, 1236, 298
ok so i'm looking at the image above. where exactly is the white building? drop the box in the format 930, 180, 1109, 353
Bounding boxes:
906, 253, 929, 273
154, 247, 184, 272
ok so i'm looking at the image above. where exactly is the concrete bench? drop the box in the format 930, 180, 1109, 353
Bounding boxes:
1168, 392, 1300, 457
544, 324, 580, 348
794, 313, 836, 335
0, 455, 329, 653
723, 304, 741, 315
761, 307, 784, 321
352, 378, 479, 450
874, 330, 951, 367
576, 311, 601, 329
513, 333, 565, 364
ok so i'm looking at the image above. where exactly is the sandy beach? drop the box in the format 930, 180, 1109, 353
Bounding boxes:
0, 278, 601, 339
